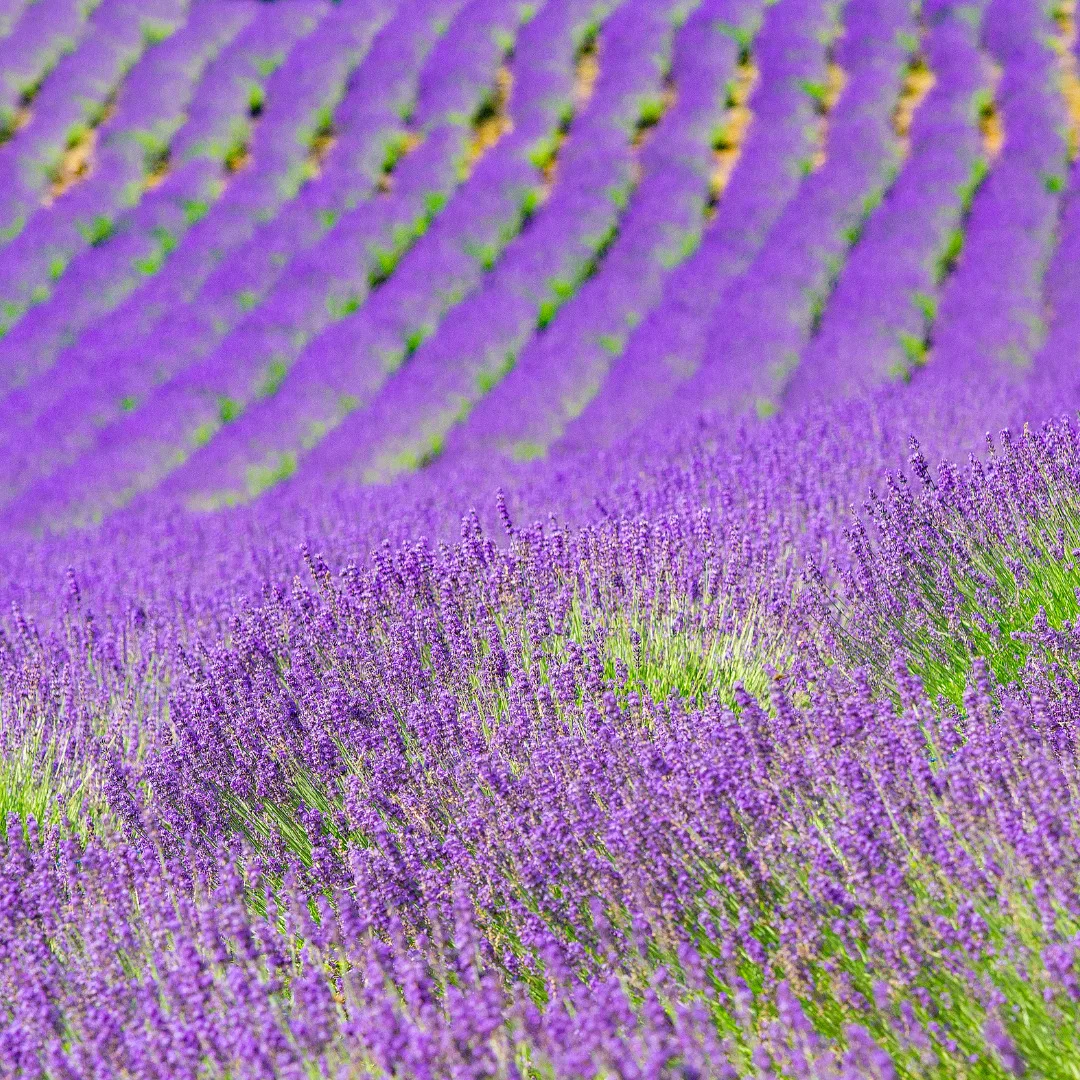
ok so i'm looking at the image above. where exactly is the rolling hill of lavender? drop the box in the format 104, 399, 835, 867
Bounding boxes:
5, 0, 1080, 1075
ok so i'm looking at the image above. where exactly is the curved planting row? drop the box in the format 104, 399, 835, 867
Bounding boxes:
0, 0, 1076, 532
14, 0, 625, 519
0, 0, 1071, 519
0, 0, 253, 329
0, 0, 327, 391
542, 0, 853, 452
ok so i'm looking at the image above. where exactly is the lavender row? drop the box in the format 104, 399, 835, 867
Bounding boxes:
0, 0, 190, 248
884, 0, 1077, 461
4, 0, 602, 523
783, 5, 999, 404
667, 0, 919, 418
3, 0, 379, 384
0, 0, 539, 516
87, 0, 617, 511
79, 0, 470, 382
0, 0, 384, 396
1026, 137, 1080, 416
0, 0, 337, 400
70, 0, 520, 410
0, 0, 98, 139
911, 0, 1067, 385
107, 0, 397, 287
552, 0, 837, 450
0, 0, 469, 470
292, 0, 724, 489
445, 0, 764, 463
0, 0, 29, 41
160, 0, 677, 505
0, 2, 323, 419
0, 0, 251, 331
164, 0, 324, 163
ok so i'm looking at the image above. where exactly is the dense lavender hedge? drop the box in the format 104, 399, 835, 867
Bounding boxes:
2, 0, 1080, 1076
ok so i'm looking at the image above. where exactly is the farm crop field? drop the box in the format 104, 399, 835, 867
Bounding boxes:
6, 0, 1080, 1074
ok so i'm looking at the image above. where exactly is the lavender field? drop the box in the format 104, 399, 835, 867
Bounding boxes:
4, 0, 1080, 1075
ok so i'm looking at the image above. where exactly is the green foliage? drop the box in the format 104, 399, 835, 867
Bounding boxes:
657, 227, 700, 268
935, 228, 964, 281
218, 397, 241, 424
141, 20, 172, 46
971, 86, 995, 127
236, 289, 259, 312
0, 717, 100, 842
598, 333, 624, 356
464, 239, 499, 270
381, 130, 411, 175
192, 421, 215, 448
132, 228, 176, 277
536, 277, 575, 330
602, 602, 771, 709
840, 483, 1080, 707
511, 439, 545, 462
64, 122, 89, 151
326, 291, 361, 319
368, 246, 399, 287
520, 186, 541, 222
79, 216, 116, 247
183, 199, 209, 226
635, 93, 666, 131
842, 221, 863, 247
799, 78, 830, 110
245, 451, 296, 497
306, 105, 334, 148
898, 330, 928, 367
528, 134, 560, 171
716, 20, 754, 53
913, 290, 937, 323
536, 299, 558, 330
897, 30, 919, 53
607, 181, 631, 210
959, 157, 989, 210
368, 434, 446, 482
0, 215, 23, 242
405, 325, 431, 356
254, 52, 284, 79
476, 350, 515, 394
258, 359, 288, 398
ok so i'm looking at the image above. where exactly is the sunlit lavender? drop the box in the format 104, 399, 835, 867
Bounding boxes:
1, 0, 1080, 1076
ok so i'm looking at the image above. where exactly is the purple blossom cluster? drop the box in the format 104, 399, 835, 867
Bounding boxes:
3, 397, 1080, 1075
1, 0, 1080, 1075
